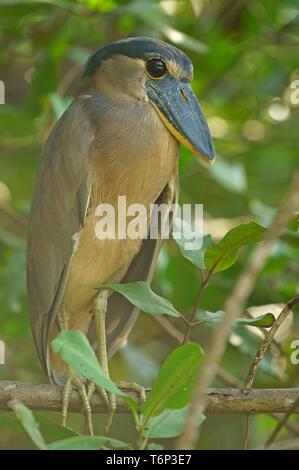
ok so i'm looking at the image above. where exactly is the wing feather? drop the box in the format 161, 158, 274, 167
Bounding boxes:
27, 93, 100, 374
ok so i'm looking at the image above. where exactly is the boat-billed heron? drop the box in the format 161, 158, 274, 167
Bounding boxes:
27, 37, 215, 434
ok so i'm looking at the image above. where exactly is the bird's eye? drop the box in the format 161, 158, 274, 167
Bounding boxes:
146, 59, 167, 78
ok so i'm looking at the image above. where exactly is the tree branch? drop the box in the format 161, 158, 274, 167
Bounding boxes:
0, 381, 299, 415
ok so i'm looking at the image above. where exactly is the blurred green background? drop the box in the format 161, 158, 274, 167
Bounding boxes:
0, 0, 298, 449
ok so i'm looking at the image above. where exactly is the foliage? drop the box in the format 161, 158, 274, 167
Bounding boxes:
0, 0, 298, 450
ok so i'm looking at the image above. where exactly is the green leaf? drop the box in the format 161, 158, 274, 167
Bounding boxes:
141, 343, 203, 418
143, 406, 205, 439
237, 312, 275, 328
205, 222, 266, 273
146, 443, 165, 450
102, 282, 180, 317
288, 216, 299, 232
197, 310, 275, 328
0, 412, 76, 442
12, 402, 47, 450
196, 310, 225, 323
51, 331, 122, 395
173, 217, 213, 269
30, 413, 78, 442
48, 436, 128, 450
125, 396, 139, 413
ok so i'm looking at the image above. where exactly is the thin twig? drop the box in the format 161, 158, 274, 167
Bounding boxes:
244, 296, 299, 390
57, 64, 81, 97
154, 315, 184, 343
265, 394, 299, 448
183, 270, 211, 343
0, 203, 27, 229
266, 437, 299, 450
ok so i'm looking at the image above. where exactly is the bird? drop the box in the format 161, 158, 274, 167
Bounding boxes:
27, 36, 215, 434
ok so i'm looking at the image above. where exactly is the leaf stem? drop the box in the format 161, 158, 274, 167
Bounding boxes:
182, 270, 212, 344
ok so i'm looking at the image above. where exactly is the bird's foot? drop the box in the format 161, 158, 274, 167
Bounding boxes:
62, 368, 94, 435
86, 381, 146, 433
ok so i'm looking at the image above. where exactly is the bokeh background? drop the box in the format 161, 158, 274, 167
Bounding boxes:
0, 0, 298, 449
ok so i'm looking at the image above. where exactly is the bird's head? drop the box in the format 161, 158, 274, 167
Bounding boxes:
83, 37, 215, 166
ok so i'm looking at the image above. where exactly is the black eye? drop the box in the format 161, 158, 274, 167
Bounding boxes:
146, 59, 167, 78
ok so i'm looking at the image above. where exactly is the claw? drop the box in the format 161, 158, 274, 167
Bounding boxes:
62, 369, 94, 436
87, 382, 116, 433
116, 381, 146, 403
104, 392, 116, 434
62, 377, 73, 428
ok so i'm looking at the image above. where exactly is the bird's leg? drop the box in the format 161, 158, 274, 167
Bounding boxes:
58, 308, 94, 435
88, 289, 116, 433
87, 290, 146, 433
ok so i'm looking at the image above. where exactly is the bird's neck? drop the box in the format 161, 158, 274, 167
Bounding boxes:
91, 96, 179, 207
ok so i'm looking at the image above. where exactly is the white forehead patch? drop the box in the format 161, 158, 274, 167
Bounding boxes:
166, 59, 193, 81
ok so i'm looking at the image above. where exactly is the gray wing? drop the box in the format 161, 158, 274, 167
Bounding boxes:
27, 93, 100, 375
87, 170, 179, 358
